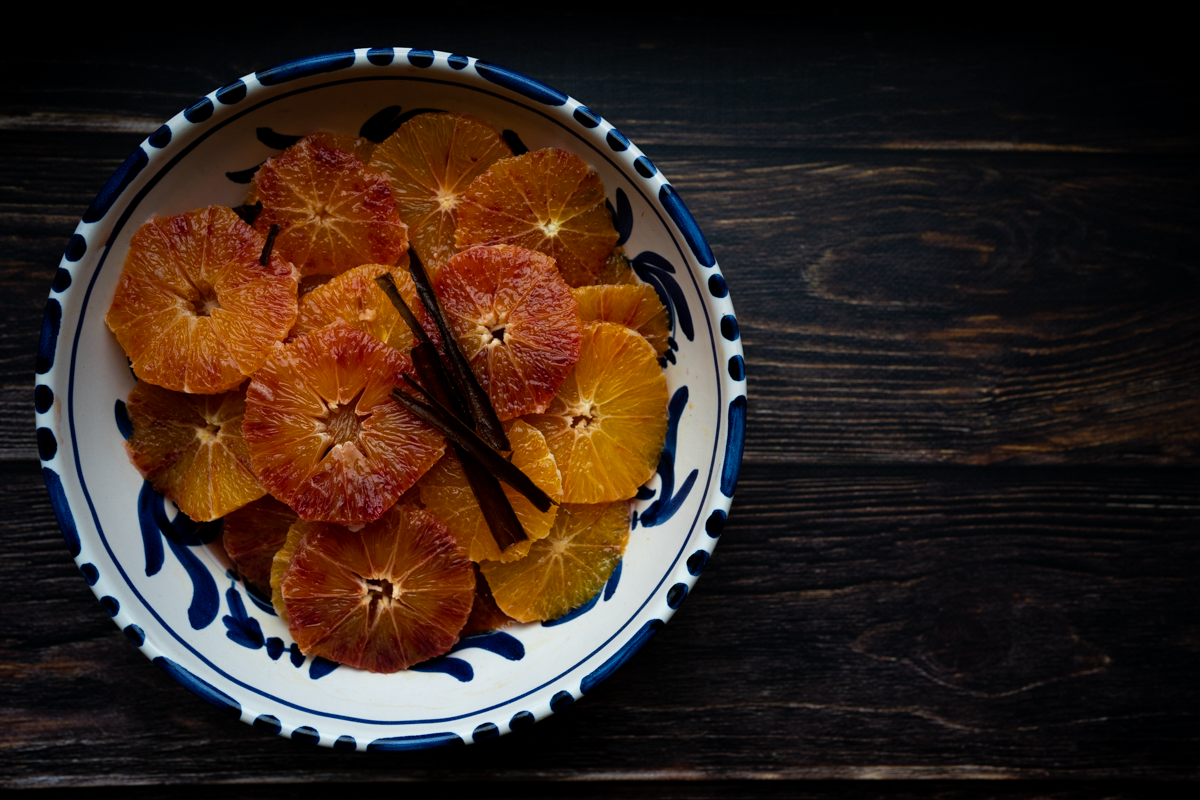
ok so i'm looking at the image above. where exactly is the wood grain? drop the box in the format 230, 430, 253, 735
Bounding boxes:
3, 465, 1197, 784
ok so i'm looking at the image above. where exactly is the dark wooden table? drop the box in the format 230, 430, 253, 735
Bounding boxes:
3, 16, 1197, 796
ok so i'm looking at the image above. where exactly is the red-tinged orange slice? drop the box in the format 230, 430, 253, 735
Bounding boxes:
106, 205, 298, 394
291, 257, 439, 352
524, 322, 668, 504
455, 148, 619, 287
222, 495, 297, 593
461, 564, 515, 636
418, 419, 562, 563
433, 244, 581, 419
282, 504, 474, 673
243, 322, 446, 524
369, 113, 511, 275
253, 138, 408, 276
270, 519, 316, 620
306, 130, 377, 164
124, 380, 265, 522
479, 501, 629, 623
573, 284, 670, 358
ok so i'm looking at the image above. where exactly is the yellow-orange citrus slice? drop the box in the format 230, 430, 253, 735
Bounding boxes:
291, 257, 438, 352
455, 148, 619, 287
418, 419, 562, 563
461, 564, 515, 636
270, 519, 316, 620
253, 137, 408, 276
479, 501, 629, 623
573, 284, 670, 358
596, 247, 640, 286
282, 504, 474, 673
124, 380, 265, 522
369, 113, 511, 275
222, 495, 297, 593
433, 244, 581, 419
243, 322, 446, 524
106, 205, 298, 394
524, 322, 668, 504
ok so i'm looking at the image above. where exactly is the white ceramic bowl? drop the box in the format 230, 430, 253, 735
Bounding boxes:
34, 48, 745, 750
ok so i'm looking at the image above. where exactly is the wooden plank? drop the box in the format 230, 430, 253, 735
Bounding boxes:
3, 21, 1194, 153
4, 464, 1196, 784
10, 145, 1199, 466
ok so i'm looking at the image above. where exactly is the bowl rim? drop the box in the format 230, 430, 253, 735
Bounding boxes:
34, 47, 746, 749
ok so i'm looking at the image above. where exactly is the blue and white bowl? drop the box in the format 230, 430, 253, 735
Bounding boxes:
34, 49, 745, 749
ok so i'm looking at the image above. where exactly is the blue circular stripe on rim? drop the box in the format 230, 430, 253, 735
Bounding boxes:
80, 562, 99, 585
60, 63, 735, 733
634, 156, 657, 178
474, 61, 568, 106
148, 125, 172, 149
42, 467, 79, 556
256, 51, 356, 86
550, 691, 575, 711
728, 355, 745, 381
216, 80, 247, 105
124, 624, 145, 646
64, 234, 87, 263
291, 726, 320, 745
37, 427, 57, 461
53, 268, 72, 292
367, 732, 464, 751
254, 714, 282, 734
407, 49, 435, 68
37, 298, 61, 375
573, 106, 600, 128
35, 384, 54, 414
447, 54, 469, 70
101, 596, 119, 616
509, 711, 535, 730
334, 734, 357, 750
686, 550, 709, 576
666, 583, 688, 609
607, 128, 630, 151
659, 184, 716, 268
366, 48, 394, 66
183, 97, 213, 124
82, 148, 148, 224
720, 314, 739, 341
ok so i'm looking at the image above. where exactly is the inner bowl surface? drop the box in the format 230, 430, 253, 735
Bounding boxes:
35, 48, 745, 750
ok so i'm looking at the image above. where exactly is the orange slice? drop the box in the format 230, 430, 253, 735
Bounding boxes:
369, 113, 511, 275
243, 322, 446, 524
253, 137, 408, 277
455, 148, 619, 287
124, 380, 265, 522
418, 419, 562, 563
479, 501, 629, 623
461, 564, 515, 636
573, 284, 670, 358
596, 247, 640, 286
282, 504, 474, 673
524, 322, 668, 504
106, 205, 298, 394
433, 244, 581, 420
222, 495, 297, 593
291, 257, 438, 352
270, 519, 316, 620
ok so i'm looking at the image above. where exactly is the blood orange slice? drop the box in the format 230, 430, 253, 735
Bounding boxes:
455, 148, 619, 287
106, 205, 298, 394
222, 495, 297, 593
524, 322, 668, 504
281, 504, 474, 673
368, 113, 511, 275
243, 322, 446, 524
291, 257, 438, 352
433, 244, 581, 420
124, 380, 265, 522
418, 419, 562, 563
479, 501, 629, 623
573, 284, 670, 358
461, 564, 515, 636
252, 137, 408, 277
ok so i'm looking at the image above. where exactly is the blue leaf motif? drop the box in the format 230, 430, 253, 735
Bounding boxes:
608, 187, 633, 246
411, 656, 474, 682
309, 657, 340, 680
639, 386, 698, 528
631, 251, 694, 342
135, 481, 219, 629
450, 631, 525, 661
222, 583, 264, 649
137, 482, 165, 577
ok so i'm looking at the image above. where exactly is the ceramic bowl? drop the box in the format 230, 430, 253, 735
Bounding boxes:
34, 48, 745, 750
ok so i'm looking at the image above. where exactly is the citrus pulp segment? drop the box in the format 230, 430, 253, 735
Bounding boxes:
252, 137, 408, 276
524, 322, 669, 504
461, 564, 515, 636
291, 258, 438, 352
433, 244, 581, 420
222, 494, 297, 593
242, 322, 446, 524
417, 419, 562, 563
455, 148, 619, 287
281, 504, 475, 673
105, 205, 298, 394
270, 519, 316, 620
124, 381, 265, 522
479, 501, 629, 623
596, 247, 640, 286
573, 284, 670, 358
368, 113, 512, 275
